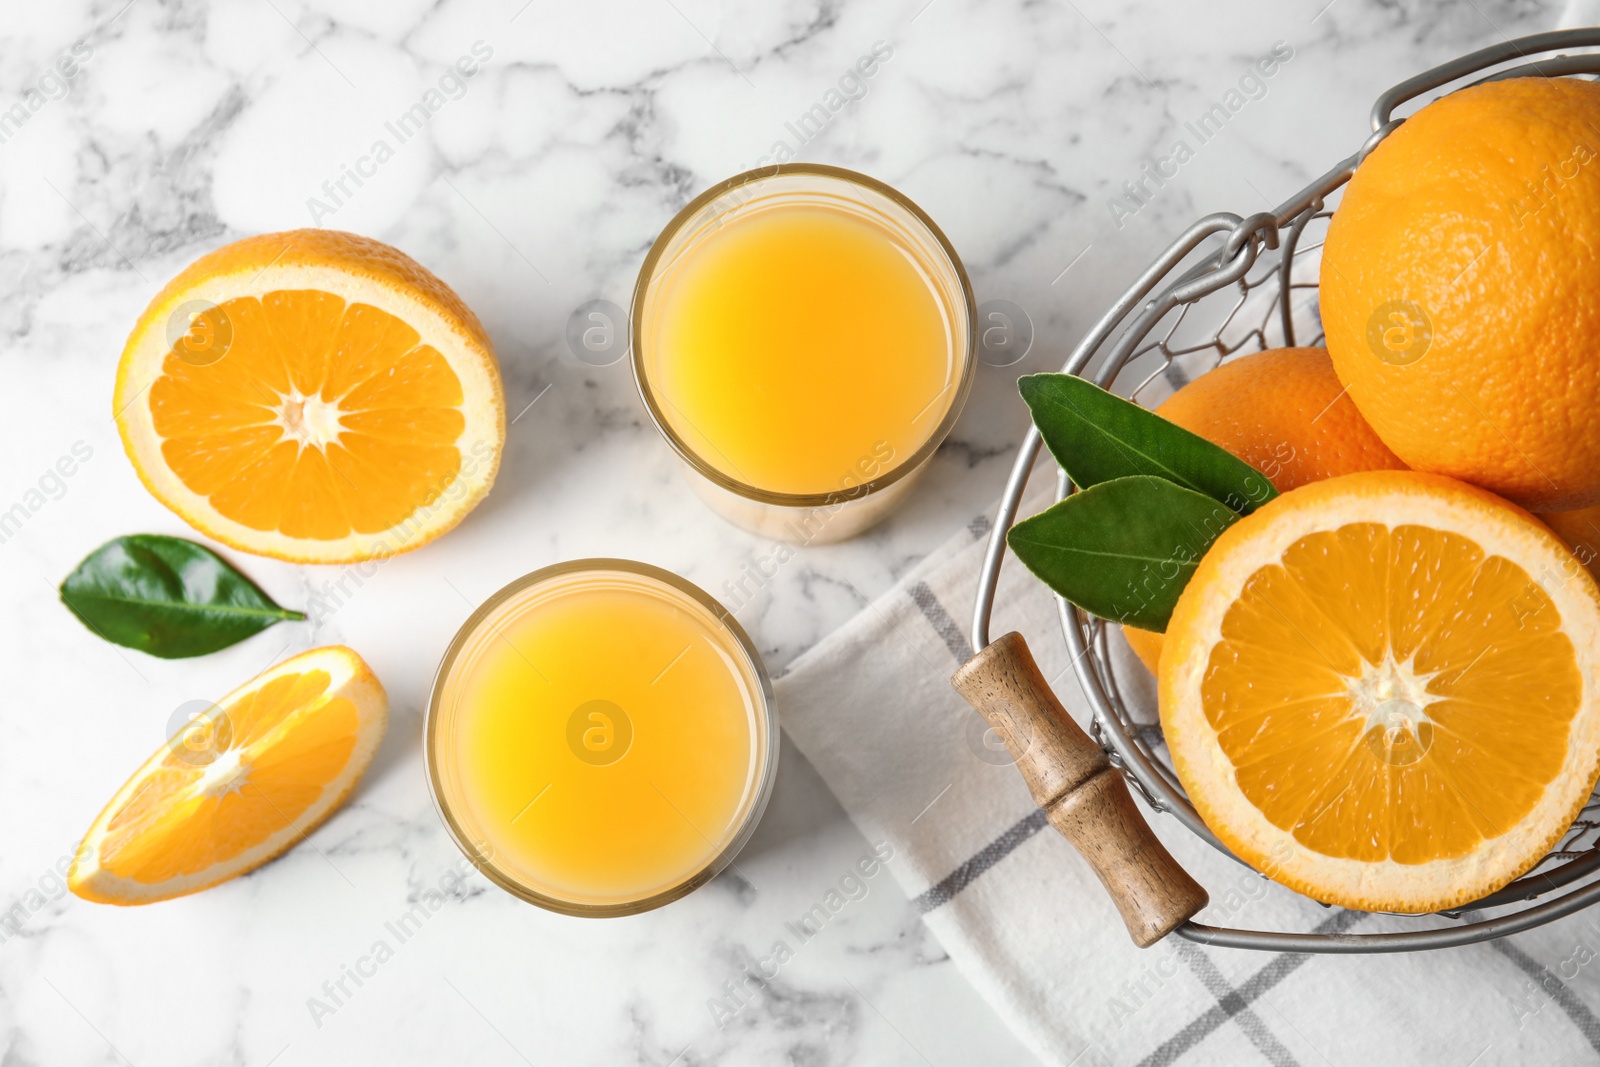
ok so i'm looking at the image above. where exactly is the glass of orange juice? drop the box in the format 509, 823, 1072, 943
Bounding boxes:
426, 559, 777, 915
632, 164, 976, 543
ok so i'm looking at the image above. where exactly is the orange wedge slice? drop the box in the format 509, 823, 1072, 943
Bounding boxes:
70, 646, 388, 905
115, 230, 504, 564
1161, 471, 1600, 912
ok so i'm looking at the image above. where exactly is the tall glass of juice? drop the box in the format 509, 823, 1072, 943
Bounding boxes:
633, 164, 976, 543
426, 559, 777, 915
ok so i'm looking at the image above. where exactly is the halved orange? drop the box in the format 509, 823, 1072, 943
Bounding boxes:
115, 230, 504, 564
70, 646, 388, 905
1161, 470, 1600, 912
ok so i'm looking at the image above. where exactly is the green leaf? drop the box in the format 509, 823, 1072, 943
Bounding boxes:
60, 534, 305, 659
1007, 476, 1240, 631
1018, 373, 1277, 515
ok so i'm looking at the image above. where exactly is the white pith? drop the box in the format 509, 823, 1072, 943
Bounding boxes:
274, 387, 347, 452
1349, 652, 1436, 763
196, 747, 251, 798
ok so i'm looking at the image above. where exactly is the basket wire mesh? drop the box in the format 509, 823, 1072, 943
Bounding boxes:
971, 28, 1600, 952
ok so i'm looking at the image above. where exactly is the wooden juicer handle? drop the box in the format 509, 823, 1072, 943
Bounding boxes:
951, 631, 1208, 946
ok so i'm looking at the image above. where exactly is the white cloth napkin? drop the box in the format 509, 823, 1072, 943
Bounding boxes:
775, 490, 1600, 1066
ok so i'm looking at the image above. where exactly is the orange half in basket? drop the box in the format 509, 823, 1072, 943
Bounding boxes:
1161, 471, 1600, 913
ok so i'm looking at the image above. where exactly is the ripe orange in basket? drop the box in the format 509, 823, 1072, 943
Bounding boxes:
71, 646, 388, 905
1160, 470, 1600, 913
1121, 347, 1405, 674
114, 230, 505, 564
1320, 78, 1600, 512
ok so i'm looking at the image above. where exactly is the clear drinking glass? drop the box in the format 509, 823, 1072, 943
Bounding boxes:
425, 559, 778, 917
632, 164, 976, 544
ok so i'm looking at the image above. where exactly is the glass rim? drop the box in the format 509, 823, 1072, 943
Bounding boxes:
423, 557, 779, 918
630, 162, 979, 509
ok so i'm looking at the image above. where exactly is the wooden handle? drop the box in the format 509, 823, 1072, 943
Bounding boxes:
951, 631, 1208, 947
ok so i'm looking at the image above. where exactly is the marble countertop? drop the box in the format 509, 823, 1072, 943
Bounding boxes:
0, 0, 1569, 1063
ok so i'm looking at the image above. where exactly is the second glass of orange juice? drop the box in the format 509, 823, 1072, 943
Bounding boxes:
633, 164, 976, 543
426, 559, 776, 915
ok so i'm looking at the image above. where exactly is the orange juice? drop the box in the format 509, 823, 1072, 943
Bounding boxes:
426, 560, 775, 914
645, 202, 958, 495
634, 165, 974, 541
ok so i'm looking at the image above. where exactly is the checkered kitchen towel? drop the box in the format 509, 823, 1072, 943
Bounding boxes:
775, 490, 1600, 1066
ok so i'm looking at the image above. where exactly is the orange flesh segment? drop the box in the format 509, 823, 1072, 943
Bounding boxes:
97, 669, 359, 883
1201, 522, 1582, 865
148, 291, 465, 541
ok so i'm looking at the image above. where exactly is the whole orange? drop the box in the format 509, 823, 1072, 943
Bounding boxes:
1122, 346, 1405, 673
1320, 77, 1600, 512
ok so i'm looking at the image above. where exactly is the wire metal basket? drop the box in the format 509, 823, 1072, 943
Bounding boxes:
970, 28, 1600, 953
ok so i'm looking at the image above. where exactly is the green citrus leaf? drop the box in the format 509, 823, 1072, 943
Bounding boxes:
1018, 373, 1277, 515
1007, 476, 1240, 631
60, 534, 305, 659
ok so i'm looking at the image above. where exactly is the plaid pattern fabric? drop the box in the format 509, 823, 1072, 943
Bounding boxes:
775, 500, 1600, 1066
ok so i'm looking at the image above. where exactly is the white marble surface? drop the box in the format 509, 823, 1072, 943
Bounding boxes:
0, 0, 1568, 1063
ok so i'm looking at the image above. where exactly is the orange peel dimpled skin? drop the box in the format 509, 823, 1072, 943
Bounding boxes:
1320, 77, 1600, 512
